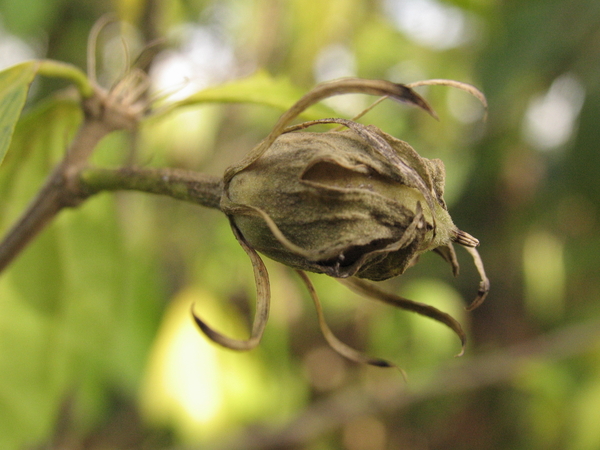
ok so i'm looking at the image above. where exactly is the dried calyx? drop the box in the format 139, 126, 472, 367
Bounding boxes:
192, 77, 489, 369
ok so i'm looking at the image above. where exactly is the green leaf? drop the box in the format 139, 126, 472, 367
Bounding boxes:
166, 70, 336, 119
0, 61, 38, 167
0, 192, 164, 448
0, 96, 82, 230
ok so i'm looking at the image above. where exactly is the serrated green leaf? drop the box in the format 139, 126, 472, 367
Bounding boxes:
0, 61, 38, 167
166, 70, 336, 119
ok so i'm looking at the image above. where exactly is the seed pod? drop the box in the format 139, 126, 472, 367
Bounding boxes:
193, 78, 489, 367
225, 121, 477, 281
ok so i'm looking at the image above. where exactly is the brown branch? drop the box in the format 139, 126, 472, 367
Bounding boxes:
78, 166, 223, 209
0, 162, 224, 274
0, 116, 114, 274
0, 86, 144, 274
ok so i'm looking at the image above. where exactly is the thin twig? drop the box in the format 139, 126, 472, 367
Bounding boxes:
0, 117, 112, 273
78, 166, 223, 209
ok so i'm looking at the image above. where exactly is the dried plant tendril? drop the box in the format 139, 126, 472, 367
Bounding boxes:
223, 78, 437, 186
191, 221, 270, 351
407, 78, 488, 121
339, 277, 467, 357
296, 271, 396, 368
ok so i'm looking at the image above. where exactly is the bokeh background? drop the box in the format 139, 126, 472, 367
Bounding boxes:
1, 0, 600, 449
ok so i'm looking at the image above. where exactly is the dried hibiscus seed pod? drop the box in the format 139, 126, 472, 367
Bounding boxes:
193, 78, 489, 368
226, 121, 477, 282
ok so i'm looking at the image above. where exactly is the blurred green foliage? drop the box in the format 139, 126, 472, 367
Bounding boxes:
1, 0, 600, 449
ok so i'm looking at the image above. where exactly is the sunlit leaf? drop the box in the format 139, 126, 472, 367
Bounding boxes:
0, 61, 38, 167
141, 287, 282, 445
165, 70, 336, 119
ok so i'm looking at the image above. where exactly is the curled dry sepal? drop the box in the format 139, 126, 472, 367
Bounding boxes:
192, 77, 490, 369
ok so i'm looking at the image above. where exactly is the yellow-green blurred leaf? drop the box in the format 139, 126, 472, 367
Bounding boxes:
0, 95, 82, 230
166, 70, 336, 119
0, 61, 38, 166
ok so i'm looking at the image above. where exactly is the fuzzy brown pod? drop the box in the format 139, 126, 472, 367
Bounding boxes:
193, 78, 490, 369
227, 123, 473, 281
